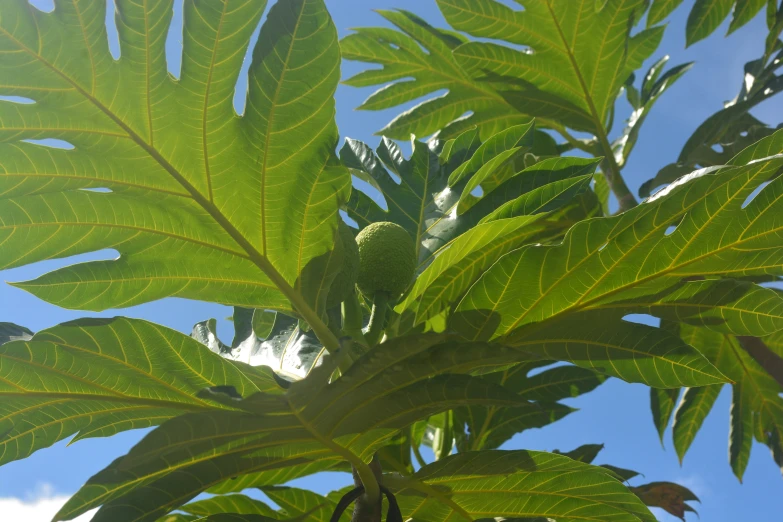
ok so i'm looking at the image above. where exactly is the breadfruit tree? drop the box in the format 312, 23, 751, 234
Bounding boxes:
1, 1, 782, 522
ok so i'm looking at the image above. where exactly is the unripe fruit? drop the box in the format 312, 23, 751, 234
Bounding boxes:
355, 221, 416, 299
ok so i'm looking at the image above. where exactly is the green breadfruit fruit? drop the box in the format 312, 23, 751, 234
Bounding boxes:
356, 221, 416, 299
326, 221, 361, 309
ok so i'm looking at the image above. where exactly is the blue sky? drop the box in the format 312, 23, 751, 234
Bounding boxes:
1, 0, 782, 520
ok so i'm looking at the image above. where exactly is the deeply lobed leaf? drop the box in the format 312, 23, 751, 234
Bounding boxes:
0, 317, 263, 466
0, 0, 349, 322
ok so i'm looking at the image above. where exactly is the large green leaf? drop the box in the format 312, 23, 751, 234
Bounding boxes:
440, 0, 661, 134
449, 136, 783, 385
0, 0, 349, 328
343, 0, 663, 143
393, 156, 600, 326
455, 362, 606, 451
389, 450, 656, 522
0, 317, 262, 466
667, 323, 783, 479
592, 279, 783, 336
344, 129, 602, 337
534, 443, 700, 518
340, 9, 529, 140
56, 333, 540, 521
499, 314, 727, 387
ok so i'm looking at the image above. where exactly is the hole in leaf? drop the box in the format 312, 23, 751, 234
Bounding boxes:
622, 314, 660, 327
28, 0, 54, 13
0, 96, 35, 104
165, 0, 184, 79
22, 249, 122, 275
80, 187, 113, 193
233, 18, 264, 116
470, 185, 483, 197
106, 0, 120, 60
352, 175, 388, 212
340, 210, 358, 229
22, 138, 75, 150
742, 180, 771, 209
526, 361, 561, 377
597, 242, 608, 251
493, 0, 524, 11
388, 43, 400, 50
664, 224, 677, 236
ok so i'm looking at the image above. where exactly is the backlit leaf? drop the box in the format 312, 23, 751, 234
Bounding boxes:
671, 384, 723, 462
391, 450, 655, 522
0, 317, 263, 467
56, 333, 539, 521
670, 323, 783, 479
0, 0, 349, 324
650, 388, 681, 443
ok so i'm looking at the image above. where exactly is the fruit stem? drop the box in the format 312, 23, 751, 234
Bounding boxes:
364, 292, 389, 347
342, 290, 367, 345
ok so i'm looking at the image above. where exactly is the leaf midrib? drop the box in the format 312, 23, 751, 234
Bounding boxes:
0, 221, 248, 260
543, 0, 609, 136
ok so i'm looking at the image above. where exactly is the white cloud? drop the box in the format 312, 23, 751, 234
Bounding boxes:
674, 473, 712, 499
0, 483, 96, 522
